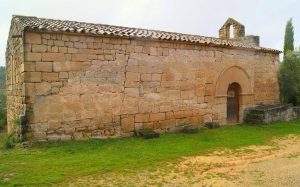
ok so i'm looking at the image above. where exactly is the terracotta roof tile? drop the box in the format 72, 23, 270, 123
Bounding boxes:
12, 15, 280, 53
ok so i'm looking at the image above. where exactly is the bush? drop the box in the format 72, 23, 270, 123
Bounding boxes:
0, 90, 6, 131
2, 133, 18, 149
0, 66, 6, 131
135, 128, 160, 139
204, 122, 221, 129
279, 52, 300, 105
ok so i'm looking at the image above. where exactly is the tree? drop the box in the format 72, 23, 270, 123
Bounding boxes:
0, 66, 5, 89
279, 52, 300, 105
0, 66, 6, 130
283, 18, 294, 56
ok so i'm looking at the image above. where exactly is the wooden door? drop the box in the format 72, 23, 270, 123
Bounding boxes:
227, 83, 240, 122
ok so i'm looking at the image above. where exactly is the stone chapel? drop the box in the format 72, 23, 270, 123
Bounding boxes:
6, 16, 280, 140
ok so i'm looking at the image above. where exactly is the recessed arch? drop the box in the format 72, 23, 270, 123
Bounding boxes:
215, 66, 252, 97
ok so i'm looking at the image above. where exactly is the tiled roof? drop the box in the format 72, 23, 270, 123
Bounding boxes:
12, 15, 280, 53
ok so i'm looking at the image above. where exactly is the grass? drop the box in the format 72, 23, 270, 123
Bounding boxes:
0, 121, 300, 186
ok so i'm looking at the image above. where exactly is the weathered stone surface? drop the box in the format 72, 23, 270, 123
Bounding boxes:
42, 53, 65, 61
36, 62, 52, 72
25, 33, 41, 44
25, 53, 41, 61
121, 115, 134, 133
149, 113, 165, 122
59, 72, 68, 79
35, 82, 51, 95
244, 104, 298, 124
25, 72, 42, 83
6, 18, 280, 141
32, 44, 47, 53
42, 72, 59, 82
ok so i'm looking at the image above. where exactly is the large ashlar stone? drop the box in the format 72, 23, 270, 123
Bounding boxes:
126, 72, 140, 82
35, 82, 51, 95
23, 62, 36, 72
36, 62, 53, 72
42, 72, 59, 82
25, 72, 41, 83
25, 53, 41, 62
53, 61, 90, 72
72, 53, 89, 61
32, 44, 47, 53
42, 53, 65, 61
121, 115, 134, 133
25, 33, 41, 44
135, 113, 149, 123
149, 113, 165, 122
59, 72, 68, 79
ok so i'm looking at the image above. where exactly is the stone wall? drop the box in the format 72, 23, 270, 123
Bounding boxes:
20, 31, 279, 140
5, 20, 26, 133
244, 104, 299, 124
294, 107, 300, 118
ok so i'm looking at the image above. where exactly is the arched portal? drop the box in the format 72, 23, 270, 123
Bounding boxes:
214, 66, 253, 124
227, 82, 241, 122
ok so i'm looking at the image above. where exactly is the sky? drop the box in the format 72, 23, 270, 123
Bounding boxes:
0, 0, 299, 66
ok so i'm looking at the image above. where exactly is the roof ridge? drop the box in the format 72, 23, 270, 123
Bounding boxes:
13, 15, 211, 38
11, 15, 281, 53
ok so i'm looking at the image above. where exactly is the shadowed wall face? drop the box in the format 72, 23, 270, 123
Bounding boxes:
5, 21, 25, 134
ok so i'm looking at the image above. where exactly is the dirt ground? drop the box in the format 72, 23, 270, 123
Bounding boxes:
67, 135, 300, 187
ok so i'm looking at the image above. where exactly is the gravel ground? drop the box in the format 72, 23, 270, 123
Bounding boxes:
65, 135, 300, 187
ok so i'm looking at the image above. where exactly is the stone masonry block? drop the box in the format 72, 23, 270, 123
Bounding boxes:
36, 62, 53, 72
25, 72, 41, 83
35, 82, 52, 95
53, 61, 90, 72
23, 62, 36, 72
149, 113, 165, 122
141, 74, 152, 82
126, 72, 140, 82
135, 113, 149, 123
32, 44, 47, 53
42, 53, 65, 62
25, 53, 41, 62
72, 53, 89, 61
121, 115, 135, 133
59, 72, 69, 79
42, 72, 59, 82
25, 33, 41, 44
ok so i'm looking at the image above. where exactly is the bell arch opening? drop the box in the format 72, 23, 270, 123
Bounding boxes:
229, 25, 235, 38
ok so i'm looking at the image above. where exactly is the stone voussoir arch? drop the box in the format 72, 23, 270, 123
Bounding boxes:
215, 66, 253, 97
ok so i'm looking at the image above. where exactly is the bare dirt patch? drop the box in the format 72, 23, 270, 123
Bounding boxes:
66, 135, 300, 186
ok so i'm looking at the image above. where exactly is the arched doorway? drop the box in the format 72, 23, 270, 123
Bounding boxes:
227, 82, 241, 123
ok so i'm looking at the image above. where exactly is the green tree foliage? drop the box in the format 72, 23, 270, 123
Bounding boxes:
0, 66, 6, 130
279, 52, 300, 105
283, 18, 294, 56
0, 66, 5, 89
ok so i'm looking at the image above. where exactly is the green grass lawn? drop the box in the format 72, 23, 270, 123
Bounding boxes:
0, 121, 300, 186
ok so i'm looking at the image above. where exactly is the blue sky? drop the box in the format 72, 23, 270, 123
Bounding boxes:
0, 0, 299, 66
